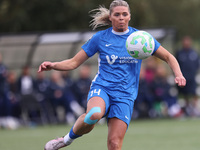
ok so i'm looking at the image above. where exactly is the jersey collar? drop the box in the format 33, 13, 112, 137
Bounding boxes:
112, 28, 129, 35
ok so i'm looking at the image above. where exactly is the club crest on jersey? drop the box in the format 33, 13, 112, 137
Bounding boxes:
106, 55, 118, 65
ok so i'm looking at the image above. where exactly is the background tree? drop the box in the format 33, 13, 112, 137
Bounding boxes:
0, 0, 200, 39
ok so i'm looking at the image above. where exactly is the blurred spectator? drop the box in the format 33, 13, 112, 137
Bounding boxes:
152, 63, 182, 118
17, 66, 40, 124
7, 71, 21, 118
35, 72, 56, 124
18, 66, 36, 96
175, 36, 200, 116
61, 71, 84, 122
144, 57, 157, 84
0, 52, 11, 117
49, 71, 69, 123
134, 65, 154, 118
61, 71, 74, 88
134, 58, 158, 118
35, 72, 50, 103
72, 64, 92, 109
0, 54, 21, 130
49, 71, 83, 125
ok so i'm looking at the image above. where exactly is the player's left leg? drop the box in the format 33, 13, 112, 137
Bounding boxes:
107, 98, 134, 150
107, 118, 127, 150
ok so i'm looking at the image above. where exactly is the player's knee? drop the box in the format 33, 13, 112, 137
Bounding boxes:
84, 107, 101, 125
108, 138, 121, 150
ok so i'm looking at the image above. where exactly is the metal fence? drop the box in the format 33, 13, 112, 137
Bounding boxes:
0, 28, 176, 77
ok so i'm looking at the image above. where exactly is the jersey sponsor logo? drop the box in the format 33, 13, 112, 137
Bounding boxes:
119, 57, 138, 64
106, 55, 118, 65
106, 55, 138, 65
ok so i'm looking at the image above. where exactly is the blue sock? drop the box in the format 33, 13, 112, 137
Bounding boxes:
69, 127, 81, 139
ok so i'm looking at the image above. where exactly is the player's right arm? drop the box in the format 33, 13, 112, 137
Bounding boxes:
38, 49, 89, 72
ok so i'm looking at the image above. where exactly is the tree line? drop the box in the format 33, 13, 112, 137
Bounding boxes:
0, 0, 199, 38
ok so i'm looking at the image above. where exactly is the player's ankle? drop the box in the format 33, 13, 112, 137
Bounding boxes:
63, 133, 74, 145
69, 127, 82, 139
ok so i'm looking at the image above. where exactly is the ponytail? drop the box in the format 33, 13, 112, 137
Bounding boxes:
89, 6, 111, 30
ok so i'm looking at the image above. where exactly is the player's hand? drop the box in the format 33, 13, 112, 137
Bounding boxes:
38, 61, 54, 72
175, 76, 186, 87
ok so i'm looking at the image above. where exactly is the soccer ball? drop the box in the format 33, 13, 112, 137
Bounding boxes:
126, 30, 155, 59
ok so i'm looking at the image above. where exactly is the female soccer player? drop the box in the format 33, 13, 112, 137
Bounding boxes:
38, 0, 186, 150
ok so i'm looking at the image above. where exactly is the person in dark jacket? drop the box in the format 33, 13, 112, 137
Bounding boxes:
176, 36, 200, 116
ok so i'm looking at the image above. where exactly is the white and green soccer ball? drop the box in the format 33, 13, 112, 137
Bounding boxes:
126, 30, 155, 59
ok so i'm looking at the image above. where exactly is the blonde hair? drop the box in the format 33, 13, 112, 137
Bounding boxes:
90, 0, 130, 30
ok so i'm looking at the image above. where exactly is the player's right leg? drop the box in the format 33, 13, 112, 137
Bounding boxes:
71, 96, 106, 135
44, 95, 107, 150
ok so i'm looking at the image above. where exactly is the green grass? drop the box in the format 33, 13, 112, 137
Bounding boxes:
0, 118, 200, 150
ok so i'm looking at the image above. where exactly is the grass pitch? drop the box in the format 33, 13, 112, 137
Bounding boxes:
0, 118, 200, 150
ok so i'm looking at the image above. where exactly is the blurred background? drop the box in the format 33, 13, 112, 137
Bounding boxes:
0, 0, 200, 130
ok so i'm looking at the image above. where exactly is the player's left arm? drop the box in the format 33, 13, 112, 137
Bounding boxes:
153, 46, 186, 87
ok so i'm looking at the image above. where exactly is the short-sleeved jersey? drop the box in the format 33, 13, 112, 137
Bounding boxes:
82, 27, 161, 101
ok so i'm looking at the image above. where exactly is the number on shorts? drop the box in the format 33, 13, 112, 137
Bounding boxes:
90, 89, 101, 96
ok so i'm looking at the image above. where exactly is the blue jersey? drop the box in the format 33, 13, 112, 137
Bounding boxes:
82, 27, 160, 101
